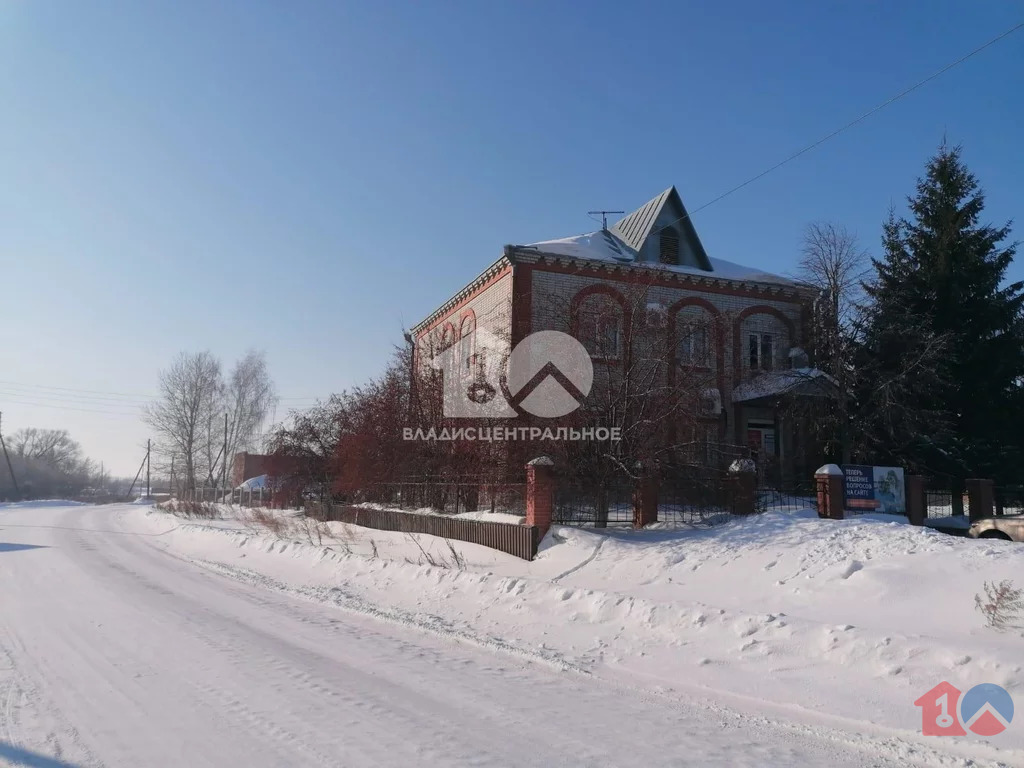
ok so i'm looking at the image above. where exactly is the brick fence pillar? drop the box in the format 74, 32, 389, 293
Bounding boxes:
815, 464, 845, 520
525, 456, 555, 535
966, 478, 994, 523
906, 475, 926, 526
727, 459, 757, 515
633, 468, 658, 529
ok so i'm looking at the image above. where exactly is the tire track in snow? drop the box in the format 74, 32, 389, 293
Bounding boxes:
550, 535, 608, 582
184, 554, 592, 676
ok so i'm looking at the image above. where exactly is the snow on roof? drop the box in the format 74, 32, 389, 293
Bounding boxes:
525, 230, 798, 287
731, 368, 837, 403
236, 474, 268, 491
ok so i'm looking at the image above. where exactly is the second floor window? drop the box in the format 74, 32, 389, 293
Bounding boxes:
582, 314, 621, 359
749, 333, 774, 371
575, 295, 624, 361
677, 323, 710, 366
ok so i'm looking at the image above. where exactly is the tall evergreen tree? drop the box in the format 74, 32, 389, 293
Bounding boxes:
856, 144, 1023, 480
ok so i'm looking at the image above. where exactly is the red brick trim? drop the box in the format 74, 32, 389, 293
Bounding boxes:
528, 259, 807, 304
457, 309, 476, 336
731, 305, 798, 388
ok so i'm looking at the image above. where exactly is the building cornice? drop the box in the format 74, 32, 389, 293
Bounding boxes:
410, 255, 512, 335
505, 246, 815, 302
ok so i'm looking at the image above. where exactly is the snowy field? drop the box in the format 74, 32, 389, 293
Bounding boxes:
1, 501, 1022, 766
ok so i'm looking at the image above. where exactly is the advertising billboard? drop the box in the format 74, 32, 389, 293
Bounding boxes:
843, 465, 906, 515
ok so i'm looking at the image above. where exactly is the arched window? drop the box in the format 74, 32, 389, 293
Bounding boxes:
659, 227, 680, 265
575, 294, 623, 360
459, 315, 476, 373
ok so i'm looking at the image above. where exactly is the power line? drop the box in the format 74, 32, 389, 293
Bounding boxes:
0, 388, 150, 407
648, 19, 1024, 240
0, 379, 324, 405
0, 399, 142, 417
0, 379, 156, 399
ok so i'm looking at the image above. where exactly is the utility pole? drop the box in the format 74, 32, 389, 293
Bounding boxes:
170, 456, 175, 498
146, 438, 151, 498
0, 411, 19, 497
126, 445, 148, 500
221, 412, 228, 493
588, 210, 624, 231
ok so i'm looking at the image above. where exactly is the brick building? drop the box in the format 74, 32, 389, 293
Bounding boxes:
231, 451, 272, 488
411, 187, 835, 482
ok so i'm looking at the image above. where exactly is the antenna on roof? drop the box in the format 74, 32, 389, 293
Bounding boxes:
588, 210, 624, 232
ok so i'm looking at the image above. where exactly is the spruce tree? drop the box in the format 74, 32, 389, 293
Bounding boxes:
856, 144, 1023, 480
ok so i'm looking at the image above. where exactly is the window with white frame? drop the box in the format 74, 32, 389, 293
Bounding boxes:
748, 332, 775, 371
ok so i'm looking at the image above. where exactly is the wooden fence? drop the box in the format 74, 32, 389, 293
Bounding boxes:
305, 502, 540, 561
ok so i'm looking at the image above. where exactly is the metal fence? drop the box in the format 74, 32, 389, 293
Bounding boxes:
179, 486, 271, 507
995, 486, 1024, 516
553, 477, 634, 527
551, 470, 778, 528
759, 486, 817, 514
305, 502, 539, 560
659, 475, 739, 525
925, 483, 969, 519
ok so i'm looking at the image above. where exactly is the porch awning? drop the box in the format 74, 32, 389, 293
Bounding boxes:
731, 367, 838, 404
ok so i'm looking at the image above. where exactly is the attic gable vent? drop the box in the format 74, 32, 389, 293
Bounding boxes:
659, 227, 680, 265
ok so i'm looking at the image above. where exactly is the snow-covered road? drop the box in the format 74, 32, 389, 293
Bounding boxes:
0, 504, 1007, 766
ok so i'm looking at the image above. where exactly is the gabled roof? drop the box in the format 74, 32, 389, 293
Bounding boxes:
610, 187, 674, 252
610, 186, 712, 271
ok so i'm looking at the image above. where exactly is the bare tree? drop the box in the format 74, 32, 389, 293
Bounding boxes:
144, 351, 223, 492
797, 222, 868, 463
8, 428, 85, 473
223, 350, 278, 482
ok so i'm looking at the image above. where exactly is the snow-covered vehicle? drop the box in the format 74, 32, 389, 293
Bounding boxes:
969, 514, 1024, 541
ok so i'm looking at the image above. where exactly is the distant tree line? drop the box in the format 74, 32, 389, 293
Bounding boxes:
0, 428, 113, 500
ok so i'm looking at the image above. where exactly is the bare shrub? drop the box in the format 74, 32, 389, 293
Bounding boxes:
249, 507, 287, 537
298, 515, 324, 546
406, 532, 440, 567
158, 500, 219, 519
330, 522, 357, 555
405, 532, 465, 569
444, 539, 466, 570
975, 580, 1024, 631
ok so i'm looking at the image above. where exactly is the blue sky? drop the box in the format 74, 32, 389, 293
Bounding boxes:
1, 1, 1021, 475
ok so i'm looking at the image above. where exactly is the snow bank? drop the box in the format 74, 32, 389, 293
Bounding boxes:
120, 504, 1024, 756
